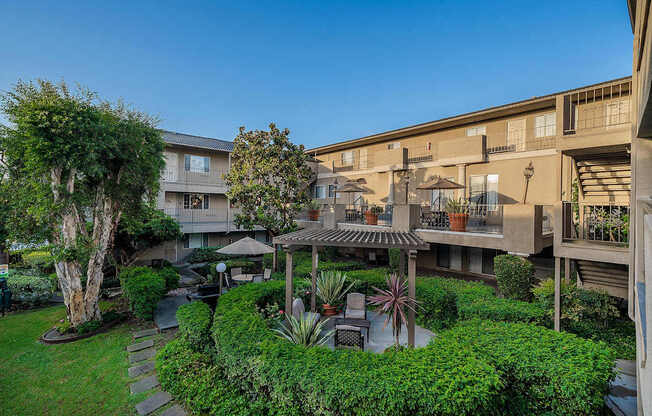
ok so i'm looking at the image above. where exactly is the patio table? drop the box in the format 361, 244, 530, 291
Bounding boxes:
231, 273, 263, 283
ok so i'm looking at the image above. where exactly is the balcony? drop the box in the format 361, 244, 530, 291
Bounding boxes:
438, 135, 486, 165
161, 207, 230, 233
160, 168, 229, 193
340, 204, 393, 227
561, 202, 629, 246
418, 204, 503, 234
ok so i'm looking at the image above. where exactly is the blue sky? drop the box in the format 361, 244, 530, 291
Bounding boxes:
1, 1, 633, 149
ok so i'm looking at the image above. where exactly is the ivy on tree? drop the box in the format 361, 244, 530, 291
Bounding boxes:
225, 123, 314, 238
0, 80, 165, 327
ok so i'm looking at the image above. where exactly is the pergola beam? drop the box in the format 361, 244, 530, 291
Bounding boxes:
408, 250, 417, 347
311, 245, 318, 312
285, 245, 294, 318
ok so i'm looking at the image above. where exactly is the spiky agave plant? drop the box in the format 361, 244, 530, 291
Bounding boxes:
273, 314, 334, 347
315, 270, 354, 306
367, 273, 418, 348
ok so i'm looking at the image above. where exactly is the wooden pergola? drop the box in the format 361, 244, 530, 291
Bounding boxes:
272, 228, 430, 346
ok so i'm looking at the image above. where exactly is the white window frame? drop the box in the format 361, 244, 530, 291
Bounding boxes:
341, 151, 354, 166
506, 119, 526, 152
431, 176, 455, 209
605, 99, 630, 127
468, 174, 499, 211
387, 142, 401, 150
184, 193, 210, 210
185, 154, 210, 173
314, 185, 326, 199
184, 233, 209, 249
466, 126, 486, 136
535, 112, 556, 138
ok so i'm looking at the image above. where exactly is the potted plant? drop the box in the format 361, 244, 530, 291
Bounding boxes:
365, 205, 383, 225
445, 197, 469, 232
308, 199, 321, 221
367, 273, 418, 349
316, 271, 354, 316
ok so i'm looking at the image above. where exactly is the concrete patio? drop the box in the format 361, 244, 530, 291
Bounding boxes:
322, 309, 435, 353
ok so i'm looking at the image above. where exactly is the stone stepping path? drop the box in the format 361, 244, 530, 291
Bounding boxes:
127, 339, 154, 352
135, 391, 172, 415
128, 328, 186, 416
128, 361, 155, 378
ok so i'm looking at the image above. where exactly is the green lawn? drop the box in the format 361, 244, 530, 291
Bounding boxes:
0, 305, 139, 416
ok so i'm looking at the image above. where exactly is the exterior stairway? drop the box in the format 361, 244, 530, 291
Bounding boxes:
576, 260, 629, 298
575, 153, 631, 197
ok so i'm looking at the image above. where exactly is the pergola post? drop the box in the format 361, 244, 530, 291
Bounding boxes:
272, 244, 278, 272
407, 250, 417, 347
284, 245, 294, 318
399, 249, 405, 278
554, 256, 561, 331
564, 257, 571, 284
311, 245, 318, 312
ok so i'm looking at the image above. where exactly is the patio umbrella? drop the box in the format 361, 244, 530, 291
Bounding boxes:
216, 237, 275, 256
416, 176, 465, 211
337, 180, 368, 205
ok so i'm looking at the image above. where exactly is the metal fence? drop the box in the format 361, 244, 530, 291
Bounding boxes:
342, 204, 393, 226
562, 202, 629, 245
419, 204, 503, 234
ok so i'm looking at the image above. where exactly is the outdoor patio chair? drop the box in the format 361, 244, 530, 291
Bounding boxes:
263, 268, 272, 281
252, 274, 263, 283
231, 267, 243, 280
291, 297, 321, 324
335, 324, 364, 350
344, 293, 367, 320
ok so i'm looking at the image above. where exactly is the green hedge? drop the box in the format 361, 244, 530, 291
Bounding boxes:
157, 338, 269, 415
23, 250, 54, 273
439, 319, 616, 415
177, 302, 213, 350
210, 282, 502, 416
6, 274, 55, 304
186, 246, 230, 264
121, 267, 166, 320
494, 254, 536, 301
157, 266, 180, 292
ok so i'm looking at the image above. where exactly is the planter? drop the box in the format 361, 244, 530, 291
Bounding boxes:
322, 304, 338, 316
448, 213, 469, 232
308, 209, 320, 221
40, 317, 124, 344
364, 212, 379, 225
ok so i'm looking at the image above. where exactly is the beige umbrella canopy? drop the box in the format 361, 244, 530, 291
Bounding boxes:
216, 237, 275, 256
417, 176, 465, 190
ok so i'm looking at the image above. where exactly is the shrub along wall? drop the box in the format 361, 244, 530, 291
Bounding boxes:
6, 273, 55, 304
177, 301, 213, 351
210, 281, 503, 416
120, 267, 166, 320
494, 254, 536, 301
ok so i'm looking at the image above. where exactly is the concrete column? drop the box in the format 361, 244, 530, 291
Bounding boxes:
564, 257, 571, 284
457, 164, 467, 199
388, 170, 395, 204
285, 246, 294, 318
554, 256, 561, 332
407, 250, 417, 347
311, 245, 318, 313
399, 249, 405, 278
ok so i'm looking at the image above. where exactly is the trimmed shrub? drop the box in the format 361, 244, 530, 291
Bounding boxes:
158, 266, 180, 292
210, 282, 501, 416
119, 266, 152, 286
186, 246, 230, 264
157, 339, 269, 416
23, 250, 54, 273
494, 254, 536, 301
6, 274, 55, 304
439, 319, 616, 415
177, 301, 213, 350
122, 268, 166, 320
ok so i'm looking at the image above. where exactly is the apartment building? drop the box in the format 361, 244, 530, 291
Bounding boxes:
304, 77, 633, 300
142, 130, 267, 263
629, 1, 652, 414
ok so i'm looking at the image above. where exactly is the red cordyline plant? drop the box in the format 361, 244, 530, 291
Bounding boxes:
367, 273, 418, 348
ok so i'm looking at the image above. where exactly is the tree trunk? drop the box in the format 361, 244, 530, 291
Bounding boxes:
0, 247, 8, 265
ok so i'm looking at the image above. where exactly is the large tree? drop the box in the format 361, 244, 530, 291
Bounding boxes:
0, 80, 164, 326
225, 123, 314, 238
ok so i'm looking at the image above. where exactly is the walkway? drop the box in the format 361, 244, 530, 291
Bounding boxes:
606, 359, 637, 416
127, 327, 186, 416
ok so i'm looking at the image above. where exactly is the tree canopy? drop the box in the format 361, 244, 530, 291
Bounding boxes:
225, 123, 314, 237
0, 79, 165, 326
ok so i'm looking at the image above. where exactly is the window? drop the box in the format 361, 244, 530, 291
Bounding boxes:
535, 112, 556, 138
314, 185, 326, 199
431, 176, 455, 209
328, 185, 337, 198
466, 126, 486, 136
606, 99, 629, 126
387, 142, 400, 150
469, 174, 499, 210
426, 142, 432, 151
341, 151, 354, 166
183, 233, 209, 249
507, 119, 526, 151
184, 193, 210, 209
184, 155, 210, 173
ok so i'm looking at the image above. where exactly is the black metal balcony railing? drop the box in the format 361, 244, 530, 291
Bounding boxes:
295, 208, 325, 223
542, 205, 554, 234
342, 204, 393, 226
419, 204, 504, 234
406, 148, 434, 164
562, 202, 630, 246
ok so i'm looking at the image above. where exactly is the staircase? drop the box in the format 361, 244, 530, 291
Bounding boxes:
575, 152, 631, 197
576, 260, 629, 298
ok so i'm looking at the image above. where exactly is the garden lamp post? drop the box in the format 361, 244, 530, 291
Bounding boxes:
522, 161, 535, 204
216, 262, 227, 297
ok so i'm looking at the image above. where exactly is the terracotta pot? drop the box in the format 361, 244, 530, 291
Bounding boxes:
448, 213, 469, 232
308, 209, 320, 221
322, 304, 338, 316
365, 212, 379, 225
